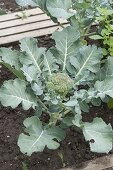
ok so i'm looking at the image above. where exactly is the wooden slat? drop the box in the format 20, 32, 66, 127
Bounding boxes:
0, 19, 67, 37
0, 24, 69, 45
0, 14, 49, 29
59, 154, 113, 170
0, 7, 69, 45
0, 8, 44, 22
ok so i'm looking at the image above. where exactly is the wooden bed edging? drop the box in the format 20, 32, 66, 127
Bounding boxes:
59, 154, 113, 170
0, 8, 68, 45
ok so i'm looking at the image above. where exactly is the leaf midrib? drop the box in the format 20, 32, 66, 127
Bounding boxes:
30, 130, 44, 149
25, 43, 41, 73
76, 49, 94, 77
2, 93, 34, 104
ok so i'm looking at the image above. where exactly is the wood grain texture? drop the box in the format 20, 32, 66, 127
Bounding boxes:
0, 8, 68, 45
59, 154, 113, 170
0, 8, 43, 22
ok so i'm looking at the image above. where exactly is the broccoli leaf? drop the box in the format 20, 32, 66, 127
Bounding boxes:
70, 45, 103, 83
43, 50, 58, 75
19, 38, 45, 74
0, 79, 37, 110
0, 48, 25, 79
95, 77, 113, 100
21, 65, 43, 95
18, 116, 65, 156
83, 117, 113, 153
15, 0, 37, 6
46, 0, 74, 19
52, 26, 80, 71
0, 47, 21, 70
97, 57, 113, 81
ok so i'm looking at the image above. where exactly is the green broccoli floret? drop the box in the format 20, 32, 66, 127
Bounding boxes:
46, 73, 74, 95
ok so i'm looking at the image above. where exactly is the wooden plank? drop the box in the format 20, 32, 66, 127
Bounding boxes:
59, 154, 113, 170
0, 8, 44, 22
0, 24, 69, 45
0, 14, 50, 29
0, 19, 67, 37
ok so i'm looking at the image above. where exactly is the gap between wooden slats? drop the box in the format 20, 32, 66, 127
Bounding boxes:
0, 24, 69, 45
0, 8, 44, 22
0, 20, 68, 37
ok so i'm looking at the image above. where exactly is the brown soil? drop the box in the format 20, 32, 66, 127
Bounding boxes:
0, 0, 20, 12
0, 1, 113, 170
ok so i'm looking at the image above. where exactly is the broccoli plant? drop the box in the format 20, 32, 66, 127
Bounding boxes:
1, 25, 113, 155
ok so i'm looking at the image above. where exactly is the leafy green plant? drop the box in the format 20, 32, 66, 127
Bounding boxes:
90, 7, 113, 56
1, 26, 113, 155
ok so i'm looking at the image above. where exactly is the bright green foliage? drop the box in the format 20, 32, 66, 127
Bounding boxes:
90, 7, 113, 57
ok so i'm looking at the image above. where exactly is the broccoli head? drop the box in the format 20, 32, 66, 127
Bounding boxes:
46, 73, 74, 95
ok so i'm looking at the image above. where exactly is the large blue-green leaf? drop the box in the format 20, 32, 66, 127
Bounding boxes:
70, 45, 102, 84
52, 26, 80, 71
46, 0, 74, 19
64, 90, 88, 114
19, 37, 45, 74
18, 116, 65, 156
0, 48, 25, 79
94, 77, 113, 100
16, 0, 47, 12
0, 79, 37, 110
21, 65, 39, 83
43, 50, 58, 75
73, 113, 82, 128
97, 57, 113, 81
83, 117, 113, 153
21, 65, 43, 95
0, 47, 21, 70
15, 0, 37, 6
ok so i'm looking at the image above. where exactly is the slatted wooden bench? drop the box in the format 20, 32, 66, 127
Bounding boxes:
0, 8, 68, 45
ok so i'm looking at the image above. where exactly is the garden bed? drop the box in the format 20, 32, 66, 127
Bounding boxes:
1, 1, 113, 170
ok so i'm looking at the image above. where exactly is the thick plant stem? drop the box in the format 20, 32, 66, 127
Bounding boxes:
82, 32, 97, 38
64, 109, 71, 115
37, 97, 49, 112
